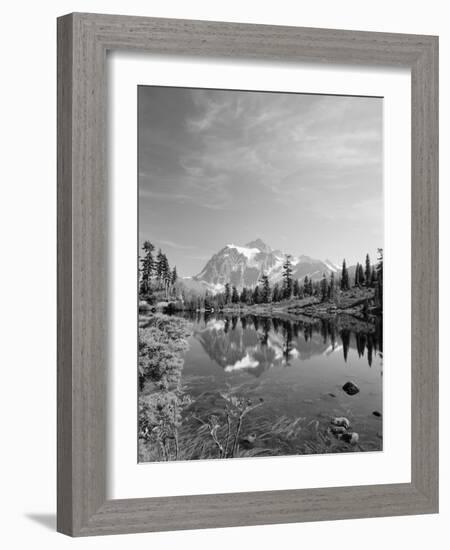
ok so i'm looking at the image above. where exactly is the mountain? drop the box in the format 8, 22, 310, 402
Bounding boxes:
191, 239, 340, 292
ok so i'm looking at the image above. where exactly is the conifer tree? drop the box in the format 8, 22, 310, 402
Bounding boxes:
253, 285, 260, 304
240, 287, 248, 303
320, 273, 328, 302
365, 253, 371, 287
375, 248, 383, 308
260, 274, 271, 303
370, 266, 377, 286
155, 249, 164, 287
328, 272, 335, 301
231, 286, 239, 304
224, 283, 231, 304
303, 276, 309, 296
293, 279, 300, 298
282, 255, 293, 299
340, 259, 349, 291
171, 266, 177, 286
272, 284, 280, 302
139, 240, 154, 296
358, 263, 365, 287
354, 262, 360, 287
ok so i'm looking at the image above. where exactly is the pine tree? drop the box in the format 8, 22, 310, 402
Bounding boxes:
240, 287, 248, 303
370, 266, 377, 286
156, 249, 164, 287
231, 286, 239, 304
328, 272, 335, 301
358, 263, 365, 287
303, 276, 310, 296
293, 279, 300, 298
340, 259, 349, 291
139, 240, 154, 296
171, 266, 177, 286
375, 248, 383, 308
272, 284, 280, 302
365, 253, 371, 287
253, 286, 260, 304
224, 283, 231, 304
161, 254, 171, 298
354, 262, 360, 287
260, 274, 271, 303
282, 255, 293, 299
320, 273, 328, 302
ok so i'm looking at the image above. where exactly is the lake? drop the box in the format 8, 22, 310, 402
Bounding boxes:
175, 311, 383, 455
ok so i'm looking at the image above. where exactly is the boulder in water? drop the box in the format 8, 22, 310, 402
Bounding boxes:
341, 432, 359, 445
331, 416, 350, 429
342, 381, 360, 395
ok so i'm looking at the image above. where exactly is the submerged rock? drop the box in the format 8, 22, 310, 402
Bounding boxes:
240, 433, 257, 449
342, 381, 360, 395
341, 432, 359, 445
331, 416, 350, 429
330, 425, 346, 435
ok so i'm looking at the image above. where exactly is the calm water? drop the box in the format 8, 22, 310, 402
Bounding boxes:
177, 312, 383, 453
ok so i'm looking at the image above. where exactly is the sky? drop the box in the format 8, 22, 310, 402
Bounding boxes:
138, 86, 383, 277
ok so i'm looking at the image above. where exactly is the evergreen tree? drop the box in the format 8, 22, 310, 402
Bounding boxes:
303, 276, 310, 296
370, 266, 377, 286
139, 240, 154, 296
240, 287, 248, 303
160, 254, 171, 298
320, 273, 328, 302
155, 248, 166, 289
260, 274, 271, 303
231, 285, 239, 304
252, 286, 260, 304
340, 259, 349, 291
307, 278, 313, 296
282, 255, 293, 299
365, 253, 371, 287
354, 262, 360, 287
272, 284, 280, 302
358, 263, 365, 287
224, 283, 231, 304
293, 279, 300, 298
375, 248, 383, 308
171, 266, 177, 286
328, 272, 335, 301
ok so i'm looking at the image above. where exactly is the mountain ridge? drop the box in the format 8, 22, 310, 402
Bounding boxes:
190, 239, 342, 293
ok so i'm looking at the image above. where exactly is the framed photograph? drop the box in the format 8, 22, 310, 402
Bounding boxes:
57, 13, 438, 536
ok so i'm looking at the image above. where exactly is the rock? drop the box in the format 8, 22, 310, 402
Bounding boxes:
342, 381, 360, 395
328, 392, 337, 398
372, 410, 382, 417
330, 425, 346, 435
331, 416, 350, 429
341, 432, 359, 445
240, 433, 257, 449
138, 301, 151, 312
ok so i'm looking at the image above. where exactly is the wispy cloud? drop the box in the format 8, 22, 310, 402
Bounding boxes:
138, 86, 383, 273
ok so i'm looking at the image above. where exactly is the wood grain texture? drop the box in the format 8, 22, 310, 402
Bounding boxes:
57, 12, 439, 537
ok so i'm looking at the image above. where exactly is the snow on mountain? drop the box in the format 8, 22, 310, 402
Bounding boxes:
192, 239, 340, 292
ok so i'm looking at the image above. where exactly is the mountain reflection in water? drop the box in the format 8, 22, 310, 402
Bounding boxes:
186, 312, 382, 377
171, 311, 383, 454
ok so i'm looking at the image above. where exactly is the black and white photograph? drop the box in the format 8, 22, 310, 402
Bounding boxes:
138, 86, 384, 462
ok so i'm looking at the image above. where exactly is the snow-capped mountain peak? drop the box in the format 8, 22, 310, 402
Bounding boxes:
192, 240, 340, 291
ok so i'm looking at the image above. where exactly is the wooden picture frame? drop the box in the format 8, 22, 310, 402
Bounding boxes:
57, 12, 439, 536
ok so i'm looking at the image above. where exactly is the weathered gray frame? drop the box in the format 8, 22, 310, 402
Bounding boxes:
57, 12, 439, 537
